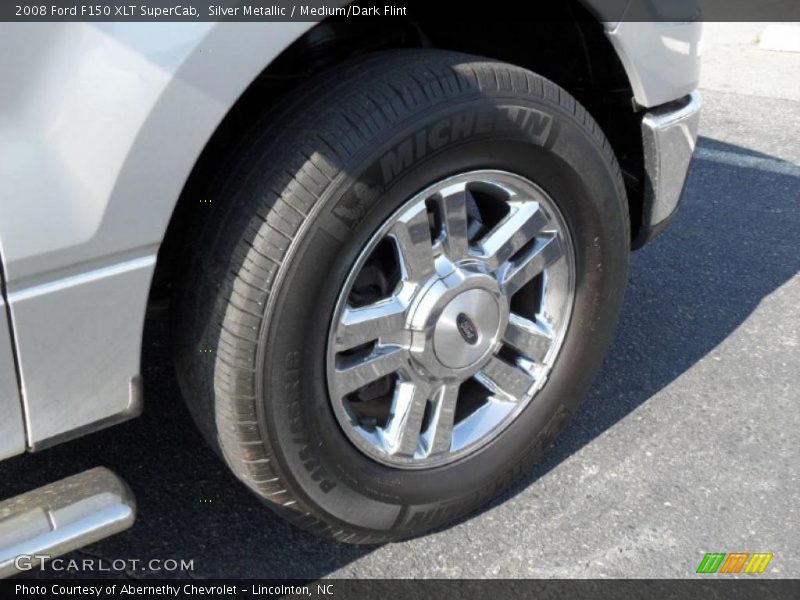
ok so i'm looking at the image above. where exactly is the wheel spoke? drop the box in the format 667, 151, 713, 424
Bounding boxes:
503, 314, 554, 363
477, 201, 550, 271
436, 183, 470, 259
382, 380, 430, 456
389, 201, 435, 283
423, 383, 460, 456
332, 347, 406, 398
334, 296, 407, 351
477, 356, 536, 401
501, 234, 563, 296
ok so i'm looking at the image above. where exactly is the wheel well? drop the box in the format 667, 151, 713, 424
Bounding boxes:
150, 6, 643, 305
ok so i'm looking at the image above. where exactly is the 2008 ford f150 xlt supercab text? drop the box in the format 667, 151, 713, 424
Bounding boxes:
0, 2, 701, 576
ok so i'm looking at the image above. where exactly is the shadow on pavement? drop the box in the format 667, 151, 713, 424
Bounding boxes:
491, 136, 800, 507
2, 137, 798, 579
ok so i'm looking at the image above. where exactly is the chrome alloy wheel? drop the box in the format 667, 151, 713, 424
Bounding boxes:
326, 170, 576, 469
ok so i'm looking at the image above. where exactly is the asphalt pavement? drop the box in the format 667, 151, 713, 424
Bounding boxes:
3, 24, 799, 579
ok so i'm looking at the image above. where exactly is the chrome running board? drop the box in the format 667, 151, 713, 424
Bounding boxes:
0, 467, 135, 578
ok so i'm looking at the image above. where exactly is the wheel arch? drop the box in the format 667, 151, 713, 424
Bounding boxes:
150, 9, 642, 306
146, 6, 644, 378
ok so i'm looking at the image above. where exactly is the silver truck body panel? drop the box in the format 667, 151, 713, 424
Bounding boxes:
8, 256, 150, 448
0, 22, 312, 450
0, 292, 25, 461
606, 20, 703, 108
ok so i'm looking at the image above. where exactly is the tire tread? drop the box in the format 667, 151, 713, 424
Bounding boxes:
174, 49, 628, 543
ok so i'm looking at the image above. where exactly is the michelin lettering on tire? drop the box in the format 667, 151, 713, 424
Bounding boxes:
331, 104, 553, 235
380, 106, 553, 184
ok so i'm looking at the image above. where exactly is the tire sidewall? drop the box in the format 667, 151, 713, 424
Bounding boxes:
259, 94, 628, 533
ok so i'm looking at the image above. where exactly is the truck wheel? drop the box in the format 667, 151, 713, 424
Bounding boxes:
173, 50, 629, 543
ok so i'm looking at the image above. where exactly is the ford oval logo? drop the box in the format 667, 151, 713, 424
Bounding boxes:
456, 313, 479, 345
